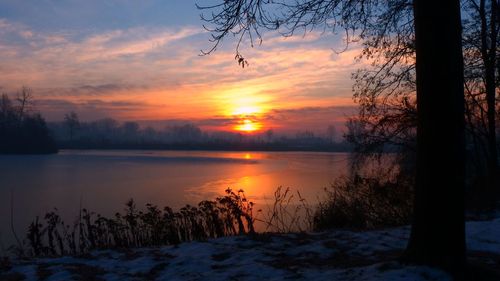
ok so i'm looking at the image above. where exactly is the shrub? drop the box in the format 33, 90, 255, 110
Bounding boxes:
313, 167, 413, 231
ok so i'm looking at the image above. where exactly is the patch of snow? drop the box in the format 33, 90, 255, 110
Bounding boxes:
302, 262, 452, 281
9, 264, 37, 281
467, 218, 500, 254
45, 268, 73, 281
4, 217, 500, 280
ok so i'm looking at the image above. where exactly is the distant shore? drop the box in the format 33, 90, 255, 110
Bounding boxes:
55, 142, 352, 153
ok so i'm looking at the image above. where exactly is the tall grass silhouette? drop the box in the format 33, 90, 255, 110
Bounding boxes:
24, 188, 256, 257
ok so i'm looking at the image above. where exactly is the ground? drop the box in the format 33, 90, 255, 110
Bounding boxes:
1, 218, 500, 281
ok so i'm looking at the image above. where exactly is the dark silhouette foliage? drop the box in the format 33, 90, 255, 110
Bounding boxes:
23, 188, 255, 257
0, 93, 57, 154
314, 163, 413, 231
346, 0, 499, 212
48, 116, 351, 152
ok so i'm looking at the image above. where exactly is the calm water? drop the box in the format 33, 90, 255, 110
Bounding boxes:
0, 150, 350, 248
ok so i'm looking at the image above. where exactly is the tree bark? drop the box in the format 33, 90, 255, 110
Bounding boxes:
405, 0, 466, 277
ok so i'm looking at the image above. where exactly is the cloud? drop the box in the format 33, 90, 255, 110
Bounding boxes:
135, 105, 358, 134
35, 84, 143, 97
34, 98, 153, 121
0, 15, 367, 131
260, 105, 358, 133
71, 26, 201, 62
0, 20, 203, 90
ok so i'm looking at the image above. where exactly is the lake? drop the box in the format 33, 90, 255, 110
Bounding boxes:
0, 150, 351, 248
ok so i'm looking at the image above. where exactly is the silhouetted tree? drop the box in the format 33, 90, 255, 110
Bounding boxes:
0, 92, 57, 154
295, 130, 315, 140
199, 0, 466, 273
16, 86, 34, 119
344, 0, 498, 210
143, 126, 159, 143
405, 0, 466, 275
326, 125, 337, 143
122, 121, 140, 142
64, 111, 80, 142
94, 118, 119, 144
265, 129, 274, 143
463, 0, 499, 202
168, 124, 203, 143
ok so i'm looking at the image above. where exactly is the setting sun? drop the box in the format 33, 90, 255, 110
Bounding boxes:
235, 119, 262, 132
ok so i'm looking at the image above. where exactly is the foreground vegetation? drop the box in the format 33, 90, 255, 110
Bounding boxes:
20, 189, 256, 257
8, 170, 415, 258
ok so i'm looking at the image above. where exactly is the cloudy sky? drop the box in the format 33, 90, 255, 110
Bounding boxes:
0, 0, 363, 134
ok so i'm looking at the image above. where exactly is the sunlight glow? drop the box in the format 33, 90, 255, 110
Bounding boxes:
234, 119, 262, 132
233, 106, 260, 116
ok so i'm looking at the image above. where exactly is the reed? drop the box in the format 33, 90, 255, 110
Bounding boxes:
24, 188, 256, 257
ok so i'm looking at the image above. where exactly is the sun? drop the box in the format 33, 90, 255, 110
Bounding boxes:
235, 119, 262, 133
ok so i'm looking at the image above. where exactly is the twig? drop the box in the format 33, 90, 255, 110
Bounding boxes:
10, 189, 23, 255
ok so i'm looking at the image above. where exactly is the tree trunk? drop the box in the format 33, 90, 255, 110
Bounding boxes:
405, 0, 466, 277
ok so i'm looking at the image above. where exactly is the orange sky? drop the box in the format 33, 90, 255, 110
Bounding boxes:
0, 2, 366, 134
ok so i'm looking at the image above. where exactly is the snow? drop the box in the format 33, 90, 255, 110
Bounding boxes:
2, 218, 499, 280
466, 218, 500, 253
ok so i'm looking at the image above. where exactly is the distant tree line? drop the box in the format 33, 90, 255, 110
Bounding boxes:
48, 112, 350, 152
0, 87, 57, 154
0, 88, 349, 153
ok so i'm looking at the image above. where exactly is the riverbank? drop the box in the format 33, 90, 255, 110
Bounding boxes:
55, 142, 352, 153
2, 217, 499, 280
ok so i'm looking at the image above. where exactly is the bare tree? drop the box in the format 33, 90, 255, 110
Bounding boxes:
462, 0, 499, 202
0, 90, 57, 154
0, 94, 13, 115
326, 125, 337, 143
347, 0, 498, 210
265, 129, 274, 143
16, 86, 34, 119
122, 121, 140, 141
64, 111, 80, 142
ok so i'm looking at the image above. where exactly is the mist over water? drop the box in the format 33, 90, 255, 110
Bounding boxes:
0, 150, 350, 247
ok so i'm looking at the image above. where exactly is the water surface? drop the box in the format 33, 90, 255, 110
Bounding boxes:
0, 150, 350, 248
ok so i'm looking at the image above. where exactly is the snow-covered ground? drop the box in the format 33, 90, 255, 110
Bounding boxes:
2, 218, 499, 281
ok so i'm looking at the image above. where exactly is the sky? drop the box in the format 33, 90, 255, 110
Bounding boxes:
0, 0, 363, 134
